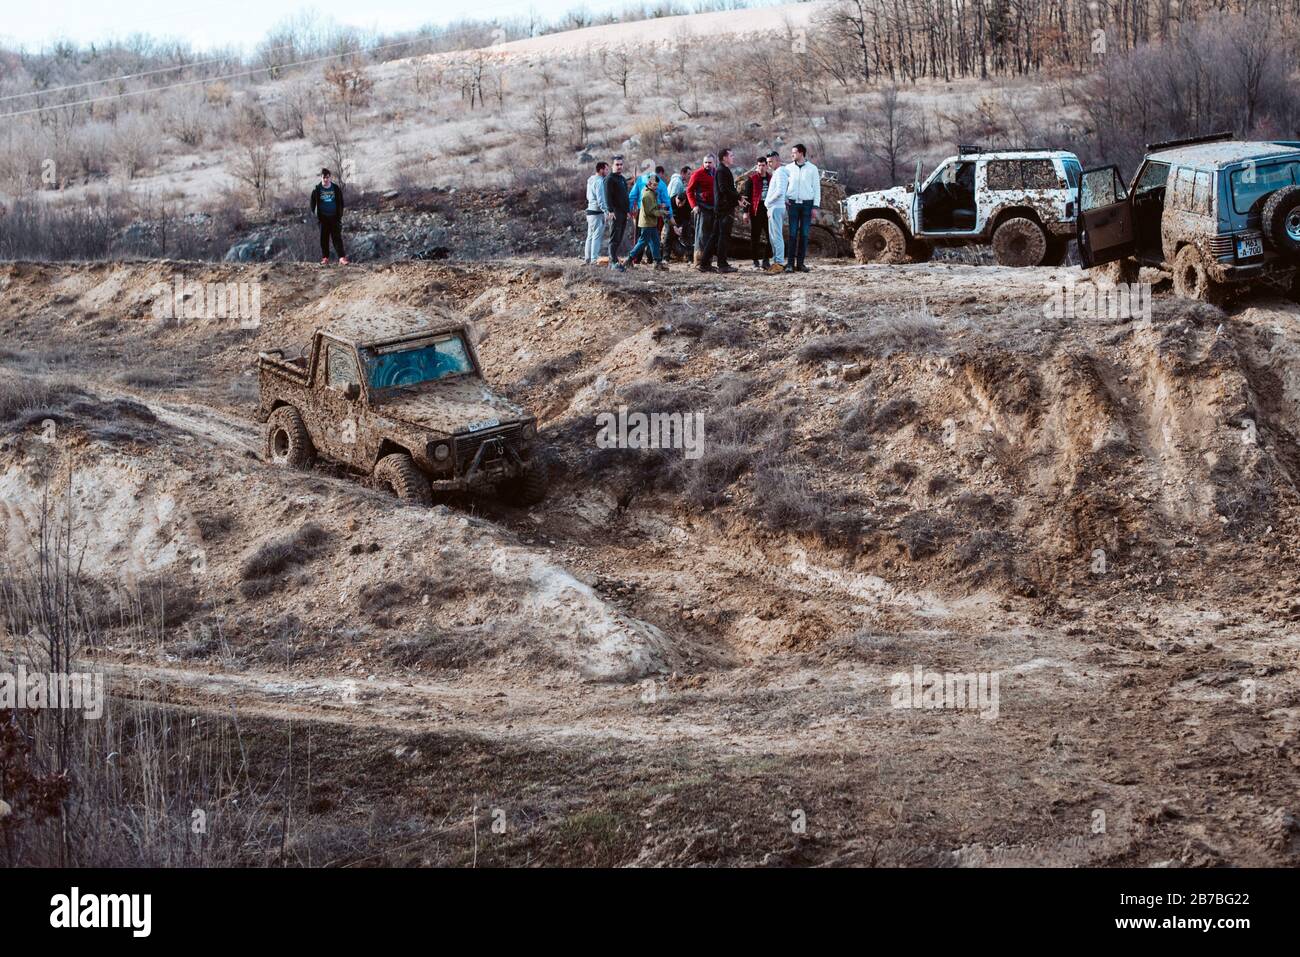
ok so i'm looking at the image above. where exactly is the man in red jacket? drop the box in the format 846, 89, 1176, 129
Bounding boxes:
686, 153, 718, 273
742, 154, 772, 271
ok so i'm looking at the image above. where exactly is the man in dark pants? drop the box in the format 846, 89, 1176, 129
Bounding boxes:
714, 148, 739, 274
604, 154, 630, 272
785, 143, 821, 273
686, 153, 718, 273
743, 154, 772, 270
310, 168, 348, 265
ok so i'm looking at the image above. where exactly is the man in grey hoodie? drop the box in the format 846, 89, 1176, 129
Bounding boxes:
583, 161, 609, 264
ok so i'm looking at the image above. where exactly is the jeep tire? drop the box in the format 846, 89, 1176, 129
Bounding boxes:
375, 452, 432, 506
265, 406, 315, 468
853, 219, 908, 264
1042, 238, 1070, 267
1088, 256, 1139, 286
502, 460, 549, 506
992, 217, 1048, 267
1172, 245, 1226, 305
1262, 185, 1300, 257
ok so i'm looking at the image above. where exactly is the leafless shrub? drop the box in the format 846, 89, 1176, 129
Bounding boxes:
799, 308, 943, 363
0, 491, 299, 866
109, 113, 155, 180
228, 118, 280, 210
241, 524, 329, 580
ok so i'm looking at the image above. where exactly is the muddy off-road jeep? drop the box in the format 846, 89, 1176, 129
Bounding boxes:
843, 148, 1083, 266
1078, 133, 1300, 303
256, 306, 547, 506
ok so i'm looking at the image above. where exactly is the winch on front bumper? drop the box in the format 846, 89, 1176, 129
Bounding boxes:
430, 423, 532, 490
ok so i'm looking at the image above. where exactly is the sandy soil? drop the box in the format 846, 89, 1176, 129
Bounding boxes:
2, 257, 1299, 866
480, 2, 825, 58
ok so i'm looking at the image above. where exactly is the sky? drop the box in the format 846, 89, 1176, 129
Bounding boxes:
1, 0, 652, 52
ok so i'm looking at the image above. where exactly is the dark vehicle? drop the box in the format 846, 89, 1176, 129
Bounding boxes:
1078, 133, 1300, 302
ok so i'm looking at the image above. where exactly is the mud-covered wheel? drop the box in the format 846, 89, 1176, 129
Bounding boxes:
853, 219, 908, 264
992, 217, 1048, 267
265, 406, 315, 468
905, 238, 934, 263
374, 452, 432, 506
502, 461, 548, 506
1261, 185, 1300, 257
1041, 238, 1069, 267
1172, 244, 1226, 305
1088, 256, 1139, 286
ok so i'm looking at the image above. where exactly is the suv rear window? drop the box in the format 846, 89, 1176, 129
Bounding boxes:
1230, 160, 1300, 214
986, 159, 1063, 190
1062, 159, 1081, 190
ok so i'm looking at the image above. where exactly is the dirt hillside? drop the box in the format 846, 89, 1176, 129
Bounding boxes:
2, 257, 1299, 865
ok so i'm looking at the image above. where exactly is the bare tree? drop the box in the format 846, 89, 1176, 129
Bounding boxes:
323, 59, 373, 127
606, 55, 631, 99
567, 90, 594, 150
861, 85, 915, 185
229, 119, 278, 210
532, 94, 559, 155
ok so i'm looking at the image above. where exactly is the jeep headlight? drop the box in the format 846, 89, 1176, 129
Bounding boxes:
430, 442, 450, 462
522, 421, 537, 440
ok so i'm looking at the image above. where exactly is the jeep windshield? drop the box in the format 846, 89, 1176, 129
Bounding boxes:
1229, 159, 1300, 215
361, 335, 474, 389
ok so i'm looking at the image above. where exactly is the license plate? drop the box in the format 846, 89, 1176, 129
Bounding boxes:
1238, 236, 1263, 258
467, 418, 500, 433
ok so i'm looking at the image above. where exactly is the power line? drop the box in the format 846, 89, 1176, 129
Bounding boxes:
0, 46, 281, 103
0, 0, 566, 106
0, 33, 445, 120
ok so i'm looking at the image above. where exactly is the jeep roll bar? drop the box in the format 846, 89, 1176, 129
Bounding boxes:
1145, 131, 1233, 152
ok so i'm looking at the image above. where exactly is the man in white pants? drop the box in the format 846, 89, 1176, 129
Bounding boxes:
763, 150, 789, 275
583, 161, 609, 264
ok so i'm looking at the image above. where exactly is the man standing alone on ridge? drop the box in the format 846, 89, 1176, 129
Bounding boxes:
311, 168, 348, 265
713, 148, 740, 274
583, 160, 609, 265
605, 154, 630, 272
764, 150, 789, 275
785, 143, 820, 273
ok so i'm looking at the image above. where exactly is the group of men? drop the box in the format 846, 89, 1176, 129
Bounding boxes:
583, 144, 823, 274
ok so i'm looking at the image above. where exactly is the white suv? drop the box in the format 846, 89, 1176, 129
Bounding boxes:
842, 148, 1083, 266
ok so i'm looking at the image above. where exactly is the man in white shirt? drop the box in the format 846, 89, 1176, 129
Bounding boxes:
763, 150, 789, 275
583, 161, 610, 264
785, 143, 821, 272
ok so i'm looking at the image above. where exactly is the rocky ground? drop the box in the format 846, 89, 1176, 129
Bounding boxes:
1, 256, 1299, 866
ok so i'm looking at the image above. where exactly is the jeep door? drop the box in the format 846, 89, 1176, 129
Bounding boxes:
1077, 165, 1135, 267
314, 337, 368, 468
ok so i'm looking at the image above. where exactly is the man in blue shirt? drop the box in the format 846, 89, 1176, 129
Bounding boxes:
628, 163, 677, 265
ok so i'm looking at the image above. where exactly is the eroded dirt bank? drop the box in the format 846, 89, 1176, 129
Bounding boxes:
1, 258, 1298, 865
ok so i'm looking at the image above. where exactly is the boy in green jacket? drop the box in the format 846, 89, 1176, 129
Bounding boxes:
622, 173, 670, 271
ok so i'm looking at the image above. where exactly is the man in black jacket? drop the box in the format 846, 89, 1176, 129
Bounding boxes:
714, 148, 739, 274
310, 168, 348, 265
604, 154, 630, 272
